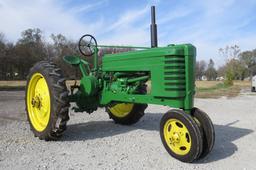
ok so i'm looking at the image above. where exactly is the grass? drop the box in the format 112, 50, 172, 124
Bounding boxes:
0, 81, 26, 91
195, 80, 250, 98
0, 80, 76, 91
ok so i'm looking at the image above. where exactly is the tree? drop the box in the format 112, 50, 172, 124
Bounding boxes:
15, 28, 47, 79
226, 59, 247, 80
0, 33, 6, 79
219, 45, 240, 61
0, 33, 4, 42
50, 34, 81, 78
195, 60, 206, 80
239, 50, 256, 78
219, 45, 242, 84
217, 65, 226, 77
205, 59, 217, 80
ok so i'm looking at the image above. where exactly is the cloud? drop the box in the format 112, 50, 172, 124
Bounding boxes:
68, 0, 107, 14
100, 28, 149, 45
107, 6, 149, 32
0, 0, 255, 66
98, 5, 152, 46
158, 8, 194, 25
0, 0, 152, 46
156, 0, 256, 66
0, 0, 104, 42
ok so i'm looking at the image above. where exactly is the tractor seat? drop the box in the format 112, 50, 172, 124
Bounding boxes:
63, 55, 81, 66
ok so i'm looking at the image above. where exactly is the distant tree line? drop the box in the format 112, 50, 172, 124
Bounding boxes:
196, 45, 256, 84
0, 28, 133, 80
0, 29, 256, 82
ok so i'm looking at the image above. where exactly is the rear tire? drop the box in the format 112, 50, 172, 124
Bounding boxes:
106, 85, 147, 125
25, 61, 70, 140
107, 103, 147, 125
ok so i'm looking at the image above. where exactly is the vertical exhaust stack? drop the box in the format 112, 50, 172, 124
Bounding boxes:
150, 6, 158, 48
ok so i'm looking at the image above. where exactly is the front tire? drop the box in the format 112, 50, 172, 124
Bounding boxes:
25, 61, 70, 140
160, 109, 203, 163
191, 107, 215, 159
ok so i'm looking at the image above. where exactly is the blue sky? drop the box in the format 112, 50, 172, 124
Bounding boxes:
0, 0, 256, 66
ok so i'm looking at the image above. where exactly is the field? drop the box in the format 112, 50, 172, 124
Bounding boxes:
0, 80, 76, 91
195, 80, 251, 98
0, 81, 26, 90
0, 80, 251, 99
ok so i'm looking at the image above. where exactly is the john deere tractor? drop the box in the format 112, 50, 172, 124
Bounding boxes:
25, 6, 215, 162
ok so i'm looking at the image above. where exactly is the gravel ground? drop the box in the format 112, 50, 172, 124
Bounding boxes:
0, 90, 256, 170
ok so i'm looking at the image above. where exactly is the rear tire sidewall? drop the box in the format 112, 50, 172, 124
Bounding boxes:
26, 65, 56, 137
160, 110, 203, 163
108, 103, 147, 125
26, 61, 69, 140
107, 85, 148, 125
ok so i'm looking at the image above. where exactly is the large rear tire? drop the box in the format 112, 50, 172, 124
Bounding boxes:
25, 61, 70, 140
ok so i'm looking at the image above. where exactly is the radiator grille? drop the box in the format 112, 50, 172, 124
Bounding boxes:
164, 55, 186, 92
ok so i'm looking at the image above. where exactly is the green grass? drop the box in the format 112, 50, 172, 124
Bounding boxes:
195, 82, 241, 98
197, 83, 231, 92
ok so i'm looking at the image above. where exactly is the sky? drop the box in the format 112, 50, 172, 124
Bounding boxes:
0, 0, 256, 66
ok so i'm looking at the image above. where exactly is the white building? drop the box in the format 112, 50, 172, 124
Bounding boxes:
252, 75, 256, 92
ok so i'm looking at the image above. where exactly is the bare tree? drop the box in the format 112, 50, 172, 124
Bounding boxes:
219, 45, 241, 60
195, 60, 206, 80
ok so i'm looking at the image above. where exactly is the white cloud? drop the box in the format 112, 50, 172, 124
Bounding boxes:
0, 0, 104, 42
158, 8, 194, 25
191, 34, 256, 67
100, 28, 149, 45
0, 0, 151, 46
158, 0, 256, 66
0, 0, 255, 67
98, 5, 151, 46
105, 5, 149, 33
68, 0, 107, 14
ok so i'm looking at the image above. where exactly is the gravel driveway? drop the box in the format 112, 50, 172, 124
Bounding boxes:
0, 90, 256, 170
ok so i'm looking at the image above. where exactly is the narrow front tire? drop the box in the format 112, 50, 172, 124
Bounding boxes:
191, 107, 215, 159
160, 109, 203, 163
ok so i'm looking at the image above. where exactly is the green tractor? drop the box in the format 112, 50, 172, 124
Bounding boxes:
25, 6, 214, 162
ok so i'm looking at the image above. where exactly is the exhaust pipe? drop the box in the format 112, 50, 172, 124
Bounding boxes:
150, 6, 158, 48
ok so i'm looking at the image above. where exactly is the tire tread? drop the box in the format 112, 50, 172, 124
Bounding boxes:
25, 60, 70, 140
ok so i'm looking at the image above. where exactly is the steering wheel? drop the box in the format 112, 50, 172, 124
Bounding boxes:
78, 34, 97, 56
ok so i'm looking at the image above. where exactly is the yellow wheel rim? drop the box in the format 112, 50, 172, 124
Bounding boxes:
27, 73, 51, 132
163, 119, 191, 155
109, 103, 134, 118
